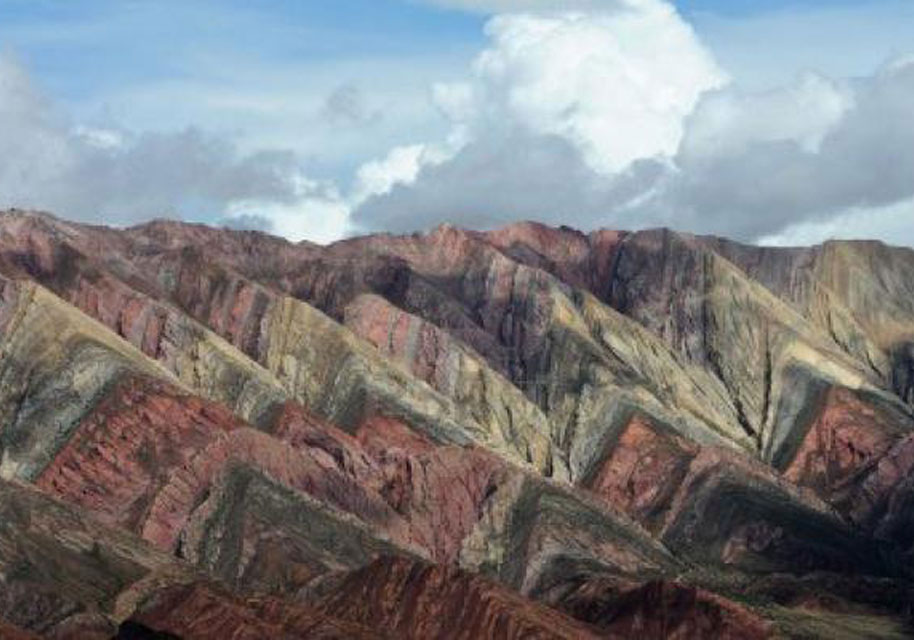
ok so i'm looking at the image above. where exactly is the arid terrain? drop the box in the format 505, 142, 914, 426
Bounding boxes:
0, 209, 912, 638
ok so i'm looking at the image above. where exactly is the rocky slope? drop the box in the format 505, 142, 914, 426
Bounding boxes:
0, 209, 913, 638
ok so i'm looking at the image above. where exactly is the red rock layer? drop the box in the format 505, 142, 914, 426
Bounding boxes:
560, 578, 771, 640
36, 375, 514, 567
783, 387, 900, 497
317, 556, 603, 640
238, 224, 561, 379
35, 376, 413, 556
354, 417, 507, 563
125, 582, 378, 640
139, 425, 413, 553
270, 401, 382, 487
482, 222, 626, 298
0, 216, 171, 360
0, 214, 276, 373
843, 432, 914, 534
268, 405, 518, 565
166, 251, 273, 358
0, 619, 41, 640
345, 294, 462, 388
586, 415, 699, 532
35, 375, 244, 532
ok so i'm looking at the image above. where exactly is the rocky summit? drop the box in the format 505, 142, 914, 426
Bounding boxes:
0, 209, 912, 639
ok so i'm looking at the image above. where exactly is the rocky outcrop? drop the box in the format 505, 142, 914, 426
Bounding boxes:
34, 372, 238, 533
345, 294, 567, 479
32, 375, 418, 570
0, 213, 288, 429
259, 291, 558, 474
27, 351, 673, 602
555, 577, 771, 640
583, 414, 699, 533
659, 446, 891, 577
0, 276, 180, 482
780, 387, 905, 496
0, 478, 186, 638
122, 582, 379, 640
316, 556, 603, 640
354, 416, 508, 563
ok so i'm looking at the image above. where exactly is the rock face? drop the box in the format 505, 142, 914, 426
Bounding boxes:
556, 578, 771, 640
0, 209, 913, 638
122, 582, 380, 639
0, 619, 42, 640
317, 556, 604, 640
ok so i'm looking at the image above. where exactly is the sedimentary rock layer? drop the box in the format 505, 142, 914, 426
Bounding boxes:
1, 210, 914, 639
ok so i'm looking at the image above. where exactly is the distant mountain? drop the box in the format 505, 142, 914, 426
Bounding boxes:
0, 209, 912, 639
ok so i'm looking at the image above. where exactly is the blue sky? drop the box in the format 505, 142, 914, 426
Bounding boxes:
4, 0, 910, 116
1, 0, 914, 245
3, 1, 909, 98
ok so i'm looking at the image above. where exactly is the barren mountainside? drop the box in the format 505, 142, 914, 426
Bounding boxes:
0, 209, 913, 638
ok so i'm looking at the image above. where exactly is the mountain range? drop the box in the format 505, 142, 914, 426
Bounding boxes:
0, 209, 912, 638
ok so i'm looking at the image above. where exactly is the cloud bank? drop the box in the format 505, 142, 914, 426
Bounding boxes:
0, 54, 349, 243
354, 2, 914, 246
3, 1, 914, 247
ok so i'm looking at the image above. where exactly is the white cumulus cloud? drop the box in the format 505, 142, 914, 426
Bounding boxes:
354, 0, 725, 231
224, 174, 351, 244
680, 72, 853, 160
356, 3, 914, 246
352, 144, 452, 204
644, 58, 914, 240
435, 4, 726, 173
758, 197, 914, 248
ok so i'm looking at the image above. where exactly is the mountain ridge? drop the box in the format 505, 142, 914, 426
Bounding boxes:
0, 208, 913, 638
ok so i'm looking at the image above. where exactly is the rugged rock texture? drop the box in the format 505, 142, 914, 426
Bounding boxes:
555, 577, 771, 640
0, 619, 41, 640
344, 294, 565, 479
1, 210, 914, 638
584, 414, 699, 533
780, 387, 904, 496
122, 582, 379, 639
0, 478, 180, 638
316, 556, 604, 640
